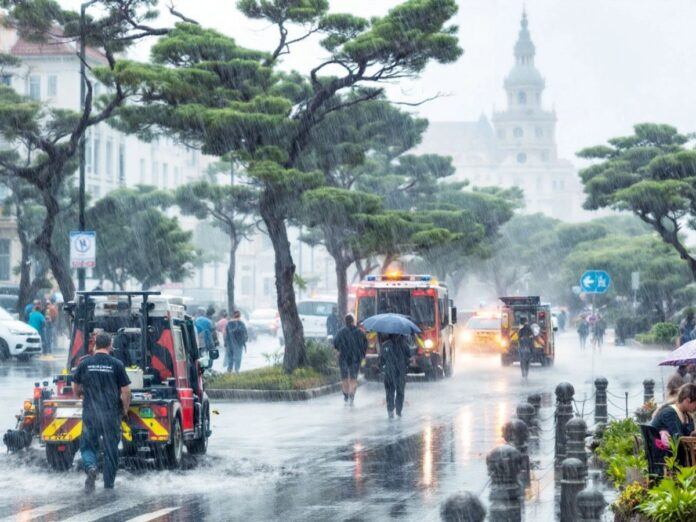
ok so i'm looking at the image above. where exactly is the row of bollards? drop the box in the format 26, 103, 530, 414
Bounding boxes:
442, 384, 610, 521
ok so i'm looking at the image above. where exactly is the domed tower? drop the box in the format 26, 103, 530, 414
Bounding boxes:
492, 10, 558, 166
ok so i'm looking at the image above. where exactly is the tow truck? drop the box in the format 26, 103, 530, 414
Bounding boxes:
355, 273, 457, 380
499, 296, 556, 367
3, 291, 218, 471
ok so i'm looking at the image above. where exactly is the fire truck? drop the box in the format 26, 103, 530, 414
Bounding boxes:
499, 296, 556, 367
3, 291, 217, 471
355, 273, 457, 380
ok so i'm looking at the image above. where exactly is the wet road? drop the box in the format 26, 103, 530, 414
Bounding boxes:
0, 331, 670, 521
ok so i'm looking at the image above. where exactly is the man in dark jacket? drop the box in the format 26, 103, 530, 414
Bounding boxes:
225, 310, 248, 373
333, 314, 367, 406
379, 333, 410, 418
518, 317, 534, 380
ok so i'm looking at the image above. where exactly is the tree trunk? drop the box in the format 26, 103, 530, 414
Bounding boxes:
227, 233, 238, 313
335, 258, 349, 320
260, 195, 305, 372
35, 188, 75, 302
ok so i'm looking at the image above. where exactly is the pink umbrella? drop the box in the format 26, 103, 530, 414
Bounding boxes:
659, 340, 696, 366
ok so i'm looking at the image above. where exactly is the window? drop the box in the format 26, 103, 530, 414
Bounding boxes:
241, 276, 252, 295
162, 163, 169, 187
559, 179, 565, 190
47, 75, 57, 97
497, 129, 505, 139
93, 133, 101, 176
0, 239, 10, 281
0, 75, 11, 86
105, 139, 113, 180
174, 166, 181, 186
118, 143, 126, 186
517, 153, 527, 164
263, 277, 273, 296
517, 91, 527, 105
513, 127, 524, 138
28, 76, 40, 100
151, 161, 159, 185
535, 127, 544, 138
541, 150, 549, 162
536, 176, 542, 190
139, 159, 146, 184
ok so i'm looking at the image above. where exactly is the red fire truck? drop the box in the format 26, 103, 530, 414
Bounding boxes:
355, 273, 457, 380
3, 291, 217, 471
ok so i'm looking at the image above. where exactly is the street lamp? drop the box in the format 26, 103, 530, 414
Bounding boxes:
77, 0, 97, 291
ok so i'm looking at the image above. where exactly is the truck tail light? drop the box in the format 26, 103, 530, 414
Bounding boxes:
155, 405, 168, 418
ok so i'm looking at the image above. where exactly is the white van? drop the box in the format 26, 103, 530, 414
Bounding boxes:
297, 300, 337, 340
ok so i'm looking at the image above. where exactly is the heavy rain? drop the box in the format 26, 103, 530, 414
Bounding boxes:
0, 1, 694, 521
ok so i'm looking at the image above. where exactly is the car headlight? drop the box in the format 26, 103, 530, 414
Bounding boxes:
424, 339, 434, 350
461, 331, 473, 343
9, 328, 32, 335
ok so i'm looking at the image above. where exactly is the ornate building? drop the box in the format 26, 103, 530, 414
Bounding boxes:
418, 12, 587, 221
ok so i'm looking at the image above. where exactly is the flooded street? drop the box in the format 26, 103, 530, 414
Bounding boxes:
0, 331, 668, 521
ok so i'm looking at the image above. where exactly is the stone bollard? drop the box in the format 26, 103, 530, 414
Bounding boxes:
487, 445, 524, 522
555, 382, 575, 468
565, 417, 588, 471
517, 402, 539, 450
503, 419, 530, 483
527, 393, 542, 418
575, 472, 607, 522
594, 377, 608, 425
560, 458, 587, 522
440, 492, 486, 522
643, 379, 655, 404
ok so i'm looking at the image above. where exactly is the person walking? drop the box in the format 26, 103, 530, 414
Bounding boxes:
326, 306, 340, 338
28, 305, 47, 354
216, 310, 229, 365
517, 317, 534, 380
194, 307, 215, 354
73, 333, 131, 492
225, 310, 248, 373
379, 333, 410, 418
577, 319, 589, 350
333, 314, 367, 406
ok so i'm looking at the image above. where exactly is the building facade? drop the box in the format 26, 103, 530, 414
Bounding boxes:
417, 12, 587, 221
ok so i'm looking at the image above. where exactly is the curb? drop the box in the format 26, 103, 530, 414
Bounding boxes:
207, 380, 342, 402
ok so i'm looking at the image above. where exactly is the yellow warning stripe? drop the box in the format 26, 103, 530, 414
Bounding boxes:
121, 420, 132, 442
41, 418, 67, 439
140, 418, 169, 438
42, 419, 82, 441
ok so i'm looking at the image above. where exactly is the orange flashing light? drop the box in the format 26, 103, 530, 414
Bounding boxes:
384, 270, 402, 280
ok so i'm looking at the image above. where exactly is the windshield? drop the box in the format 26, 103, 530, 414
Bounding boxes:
297, 301, 335, 317
358, 289, 436, 327
251, 309, 276, 320
466, 317, 500, 330
0, 307, 13, 321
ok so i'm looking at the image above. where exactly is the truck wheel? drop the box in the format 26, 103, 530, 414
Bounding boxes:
164, 416, 183, 469
46, 443, 75, 471
0, 339, 9, 361
186, 406, 209, 455
500, 354, 512, 367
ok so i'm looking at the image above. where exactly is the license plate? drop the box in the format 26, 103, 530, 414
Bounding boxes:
139, 407, 153, 418
55, 407, 82, 418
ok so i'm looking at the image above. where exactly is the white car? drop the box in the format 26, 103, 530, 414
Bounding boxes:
0, 307, 42, 360
248, 308, 279, 337
297, 300, 337, 340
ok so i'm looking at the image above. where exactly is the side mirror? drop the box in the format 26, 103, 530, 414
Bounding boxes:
451, 307, 457, 325
209, 348, 219, 361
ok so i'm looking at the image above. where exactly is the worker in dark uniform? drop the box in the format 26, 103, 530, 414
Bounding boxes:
333, 314, 368, 406
379, 333, 411, 419
73, 332, 131, 493
518, 317, 534, 380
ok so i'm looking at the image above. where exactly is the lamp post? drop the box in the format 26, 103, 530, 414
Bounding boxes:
77, 0, 97, 291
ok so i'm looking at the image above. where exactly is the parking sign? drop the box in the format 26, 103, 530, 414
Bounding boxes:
70, 231, 96, 269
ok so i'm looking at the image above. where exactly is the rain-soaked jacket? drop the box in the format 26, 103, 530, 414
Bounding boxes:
379, 336, 410, 379
225, 320, 248, 352
333, 326, 367, 363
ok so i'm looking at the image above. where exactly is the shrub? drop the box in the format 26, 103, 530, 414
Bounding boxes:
595, 418, 647, 488
612, 482, 648, 522
639, 466, 696, 522
204, 366, 338, 390
305, 339, 338, 376
636, 322, 679, 346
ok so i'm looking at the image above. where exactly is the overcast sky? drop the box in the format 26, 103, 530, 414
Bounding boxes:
65, 0, 696, 160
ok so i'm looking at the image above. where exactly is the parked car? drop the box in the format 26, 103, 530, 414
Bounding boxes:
248, 308, 279, 336
0, 306, 42, 361
297, 300, 337, 340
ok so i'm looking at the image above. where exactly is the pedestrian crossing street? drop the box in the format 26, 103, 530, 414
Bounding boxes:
0, 496, 190, 522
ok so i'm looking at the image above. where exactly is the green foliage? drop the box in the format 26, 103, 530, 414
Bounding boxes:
595, 419, 647, 488
612, 482, 649, 521
204, 365, 336, 390
305, 339, 338, 376
639, 466, 696, 522
636, 322, 680, 346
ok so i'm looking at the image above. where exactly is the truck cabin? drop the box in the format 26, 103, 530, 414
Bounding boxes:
64, 292, 204, 398
499, 296, 551, 336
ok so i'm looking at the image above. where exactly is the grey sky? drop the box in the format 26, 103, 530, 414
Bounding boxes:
67, 0, 696, 160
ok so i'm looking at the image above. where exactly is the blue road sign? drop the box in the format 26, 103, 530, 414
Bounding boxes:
580, 270, 611, 294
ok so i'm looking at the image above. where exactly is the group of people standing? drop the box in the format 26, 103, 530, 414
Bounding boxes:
24, 298, 61, 354
332, 313, 411, 419
576, 313, 606, 350
194, 307, 248, 373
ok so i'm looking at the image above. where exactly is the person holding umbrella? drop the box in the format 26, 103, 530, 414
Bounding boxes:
362, 313, 420, 419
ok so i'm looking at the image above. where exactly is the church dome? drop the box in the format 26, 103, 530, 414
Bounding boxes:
504, 11, 545, 87
505, 64, 545, 87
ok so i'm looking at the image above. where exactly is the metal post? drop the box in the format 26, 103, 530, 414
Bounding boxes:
560, 458, 586, 522
593, 377, 607, 425
516, 402, 538, 448
440, 492, 486, 522
527, 393, 542, 418
624, 391, 629, 419
486, 445, 524, 522
565, 417, 588, 471
643, 379, 655, 404
575, 471, 607, 522
555, 382, 575, 469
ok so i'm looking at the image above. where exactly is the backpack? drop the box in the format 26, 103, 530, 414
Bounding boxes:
229, 322, 247, 346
